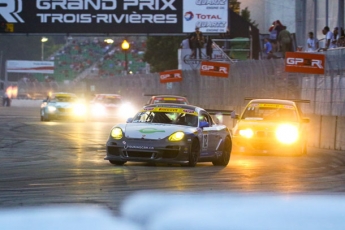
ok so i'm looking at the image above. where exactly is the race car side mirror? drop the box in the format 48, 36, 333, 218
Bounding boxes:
126, 118, 133, 123
199, 121, 209, 128
231, 111, 239, 119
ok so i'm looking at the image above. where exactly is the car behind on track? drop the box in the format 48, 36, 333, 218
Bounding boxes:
231, 98, 310, 155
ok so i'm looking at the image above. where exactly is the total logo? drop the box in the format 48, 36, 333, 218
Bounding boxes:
0, 0, 24, 23
184, 11, 194, 21
196, 14, 221, 20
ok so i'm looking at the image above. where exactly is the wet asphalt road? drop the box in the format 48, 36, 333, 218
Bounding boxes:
1, 107, 345, 215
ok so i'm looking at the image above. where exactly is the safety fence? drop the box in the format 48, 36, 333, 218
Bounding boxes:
10, 48, 345, 150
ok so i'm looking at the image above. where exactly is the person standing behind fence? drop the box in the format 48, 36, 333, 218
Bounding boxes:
321, 26, 333, 50
277, 26, 292, 58
189, 27, 204, 59
306, 31, 319, 52
263, 38, 274, 59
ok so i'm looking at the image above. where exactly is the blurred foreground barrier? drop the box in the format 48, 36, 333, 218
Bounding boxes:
120, 191, 345, 230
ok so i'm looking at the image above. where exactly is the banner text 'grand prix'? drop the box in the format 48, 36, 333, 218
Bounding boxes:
0, 0, 227, 34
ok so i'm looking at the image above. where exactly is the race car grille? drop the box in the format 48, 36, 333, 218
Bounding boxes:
127, 151, 152, 158
255, 131, 275, 138
251, 143, 276, 150
107, 146, 121, 156
162, 146, 180, 158
58, 108, 73, 113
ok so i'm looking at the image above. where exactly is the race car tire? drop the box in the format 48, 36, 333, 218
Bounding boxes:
41, 110, 50, 122
186, 138, 200, 167
109, 160, 127, 165
212, 136, 232, 166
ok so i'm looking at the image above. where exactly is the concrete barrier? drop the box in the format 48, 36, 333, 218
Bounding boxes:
8, 99, 43, 108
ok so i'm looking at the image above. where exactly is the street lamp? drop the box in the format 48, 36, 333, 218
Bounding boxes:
41, 37, 48, 61
121, 39, 130, 74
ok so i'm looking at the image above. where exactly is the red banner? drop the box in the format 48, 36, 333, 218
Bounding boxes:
200, 61, 230, 78
159, 69, 183, 83
285, 52, 325, 75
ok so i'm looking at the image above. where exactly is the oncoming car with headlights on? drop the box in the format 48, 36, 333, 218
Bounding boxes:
231, 99, 310, 155
105, 104, 232, 167
144, 94, 189, 105
40, 92, 87, 121
89, 94, 135, 121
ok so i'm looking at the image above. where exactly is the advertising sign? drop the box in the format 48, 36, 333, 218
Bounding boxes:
285, 52, 325, 75
183, 0, 228, 33
0, 0, 182, 33
6, 60, 54, 74
200, 61, 229, 78
159, 69, 182, 83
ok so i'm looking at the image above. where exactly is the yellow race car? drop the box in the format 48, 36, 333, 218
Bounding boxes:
231, 98, 310, 155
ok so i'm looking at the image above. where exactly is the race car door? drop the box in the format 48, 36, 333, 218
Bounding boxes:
199, 112, 217, 156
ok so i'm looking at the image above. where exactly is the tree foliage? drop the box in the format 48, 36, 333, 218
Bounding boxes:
143, 36, 182, 73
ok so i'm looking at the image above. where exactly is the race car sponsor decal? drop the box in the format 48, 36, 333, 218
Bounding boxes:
142, 107, 198, 115
138, 128, 165, 134
202, 134, 208, 149
127, 145, 154, 150
249, 104, 294, 110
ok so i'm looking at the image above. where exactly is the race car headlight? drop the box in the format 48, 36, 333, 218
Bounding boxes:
111, 127, 123, 139
47, 106, 57, 113
276, 124, 299, 144
92, 104, 106, 116
169, 131, 185, 142
239, 128, 254, 138
73, 104, 87, 116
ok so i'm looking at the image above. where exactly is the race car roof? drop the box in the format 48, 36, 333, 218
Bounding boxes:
248, 99, 297, 106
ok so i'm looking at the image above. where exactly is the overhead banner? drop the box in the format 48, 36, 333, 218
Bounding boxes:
0, 0, 182, 33
200, 61, 230, 78
0, 0, 228, 34
6, 60, 55, 74
183, 0, 228, 33
285, 52, 325, 75
159, 69, 182, 83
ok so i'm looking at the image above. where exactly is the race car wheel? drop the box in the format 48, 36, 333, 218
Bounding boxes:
109, 160, 127, 165
41, 110, 50, 122
212, 136, 232, 166
187, 138, 200, 167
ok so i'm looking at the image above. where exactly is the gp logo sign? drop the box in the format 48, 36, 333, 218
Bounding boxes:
0, 0, 24, 23
200, 61, 230, 77
159, 69, 183, 83
285, 52, 325, 75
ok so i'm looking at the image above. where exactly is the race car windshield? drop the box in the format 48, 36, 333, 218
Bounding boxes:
153, 100, 187, 104
132, 111, 198, 127
52, 96, 77, 103
242, 104, 298, 122
99, 98, 122, 104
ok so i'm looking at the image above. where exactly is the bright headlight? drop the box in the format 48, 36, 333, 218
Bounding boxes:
73, 104, 86, 116
47, 106, 56, 112
239, 128, 254, 138
111, 127, 123, 139
92, 104, 106, 116
169, 131, 185, 141
276, 124, 299, 144
119, 103, 136, 118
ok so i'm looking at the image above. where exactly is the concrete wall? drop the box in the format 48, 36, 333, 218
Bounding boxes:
308, 114, 345, 151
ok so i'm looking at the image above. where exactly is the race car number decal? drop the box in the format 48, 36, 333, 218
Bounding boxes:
250, 104, 295, 110
202, 134, 208, 149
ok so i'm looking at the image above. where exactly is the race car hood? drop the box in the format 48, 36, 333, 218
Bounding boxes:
234, 119, 301, 133
122, 123, 194, 140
